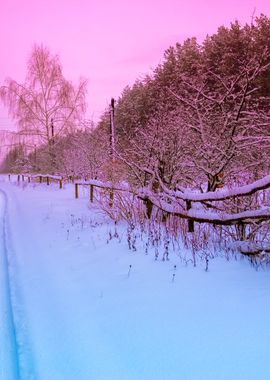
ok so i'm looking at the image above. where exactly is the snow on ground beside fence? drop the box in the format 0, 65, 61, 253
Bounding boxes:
1, 175, 270, 380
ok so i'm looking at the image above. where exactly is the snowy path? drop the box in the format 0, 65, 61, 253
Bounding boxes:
0, 182, 123, 379
1, 178, 270, 379
0, 191, 20, 380
0, 181, 150, 380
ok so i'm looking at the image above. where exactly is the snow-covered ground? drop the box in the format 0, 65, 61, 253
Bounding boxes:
1, 175, 270, 380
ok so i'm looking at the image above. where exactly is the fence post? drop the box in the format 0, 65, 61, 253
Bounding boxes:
145, 199, 153, 219
8, 174, 10, 181
39, 176, 42, 183
17, 175, 20, 183
109, 188, 114, 207
90, 185, 94, 202
28, 176, 31, 183
46, 176, 50, 186
186, 200, 194, 233
75, 183, 79, 199
59, 179, 63, 189
22, 175, 24, 182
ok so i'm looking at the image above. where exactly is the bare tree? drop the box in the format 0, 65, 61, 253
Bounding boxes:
0, 44, 87, 170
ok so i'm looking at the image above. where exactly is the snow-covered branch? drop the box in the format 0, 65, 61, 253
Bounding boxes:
137, 188, 270, 225
160, 174, 270, 203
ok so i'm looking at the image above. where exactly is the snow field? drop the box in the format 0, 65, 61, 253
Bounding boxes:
1, 176, 270, 380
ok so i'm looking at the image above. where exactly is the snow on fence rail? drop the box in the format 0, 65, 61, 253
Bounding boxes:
170, 174, 270, 202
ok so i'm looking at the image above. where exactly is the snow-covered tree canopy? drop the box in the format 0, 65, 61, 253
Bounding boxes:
96, 15, 270, 194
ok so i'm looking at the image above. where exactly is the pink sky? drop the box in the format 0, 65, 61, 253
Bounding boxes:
0, 0, 269, 129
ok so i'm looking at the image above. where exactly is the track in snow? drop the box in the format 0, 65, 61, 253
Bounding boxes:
0, 191, 20, 379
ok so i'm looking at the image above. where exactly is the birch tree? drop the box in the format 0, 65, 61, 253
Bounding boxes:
0, 44, 87, 170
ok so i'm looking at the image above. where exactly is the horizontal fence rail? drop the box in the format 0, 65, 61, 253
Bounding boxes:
12, 173, 63, 189
74, 180, 132, 206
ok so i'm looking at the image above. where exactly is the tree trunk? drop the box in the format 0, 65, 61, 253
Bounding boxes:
186, 200, 194, 232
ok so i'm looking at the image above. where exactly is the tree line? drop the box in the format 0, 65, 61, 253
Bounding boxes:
1, 15, 270, 254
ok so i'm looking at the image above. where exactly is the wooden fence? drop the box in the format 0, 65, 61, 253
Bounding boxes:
11, 174, 133, 209
13, 173, 63, 189
74, 180, 131, 207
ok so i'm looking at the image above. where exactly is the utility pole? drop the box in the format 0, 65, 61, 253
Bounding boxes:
109, 97, 116, 207
50, 117, 55, 172
51, 118, 54, 141
109, 97, 116, 162
34, 144, 37, 169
